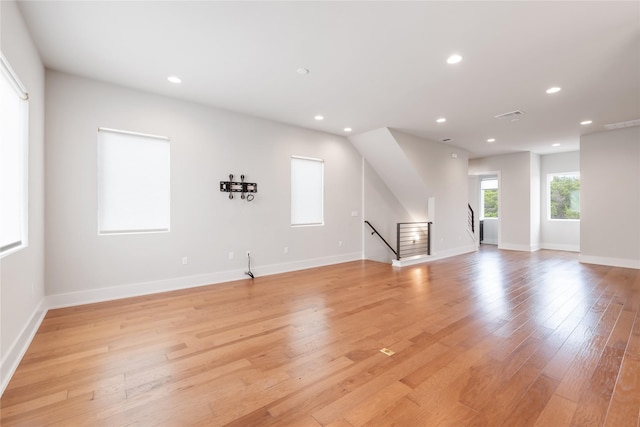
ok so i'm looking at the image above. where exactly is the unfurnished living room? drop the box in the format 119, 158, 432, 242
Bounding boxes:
1, 1, 639, 426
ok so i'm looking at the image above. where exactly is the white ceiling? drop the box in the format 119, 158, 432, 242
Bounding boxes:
17, 1, 640, 158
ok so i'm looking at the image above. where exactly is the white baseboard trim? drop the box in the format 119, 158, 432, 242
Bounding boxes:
579, 255, 640, 269
392, 256, 427, 267
46, 270, 245, 309
1, 299, 47, 396
498, 242, 540, 252
46, 252, 364, 310
432, 245, 478, 260
540, 243, 580, 253
251, 252, 363, 277
363, 251, 396, 264
391, 245, 477, 267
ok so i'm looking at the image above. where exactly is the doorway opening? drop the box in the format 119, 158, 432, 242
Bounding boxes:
479, 175, 499, 245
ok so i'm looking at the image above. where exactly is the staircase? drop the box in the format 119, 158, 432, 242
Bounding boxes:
365, 220, 432, 267
352, 127, 476, 265
349, 128, 429, 221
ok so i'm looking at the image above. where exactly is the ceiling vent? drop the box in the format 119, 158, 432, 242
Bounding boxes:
494, 110, 524, 120
604, 119, 640, 130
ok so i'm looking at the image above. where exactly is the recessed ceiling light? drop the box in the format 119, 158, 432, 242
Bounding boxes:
446, 54, 462, 64
552, 143, 561, 147
314, 115, 324, 121
167, 76, 181, 84
580, 120, 593, 125
344, 127, 352, 132
546, 86, 561, 94
487, 138, 496, 143
436, 118, 447, 123
296, 68, 309, 75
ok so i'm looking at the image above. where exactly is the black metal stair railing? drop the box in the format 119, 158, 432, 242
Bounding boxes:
397, 222, 432, 259
365, 220, 432, 261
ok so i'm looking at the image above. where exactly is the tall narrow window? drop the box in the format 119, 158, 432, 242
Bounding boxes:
291, 156, 324, 226
98, 128, 170, 234
548, 172, 580, 220
0, 53, 29, 257
480, 178, 498, 219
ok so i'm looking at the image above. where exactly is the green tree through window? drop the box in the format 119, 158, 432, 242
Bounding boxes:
483, 189, 498, 218
549, 174, 580, 219
480, 178, 498, 219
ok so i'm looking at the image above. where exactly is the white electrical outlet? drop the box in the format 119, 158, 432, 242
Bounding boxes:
284, 246, 288, 254
351, 211, 358, 217
229, 251, 234, 260
338, 240, 343, 247
182, 257, 188, 265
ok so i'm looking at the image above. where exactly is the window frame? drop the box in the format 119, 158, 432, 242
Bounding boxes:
290, 155, 324, 227
0, 52, 29, 258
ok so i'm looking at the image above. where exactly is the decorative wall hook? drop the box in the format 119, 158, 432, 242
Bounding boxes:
220, 174, 257, 201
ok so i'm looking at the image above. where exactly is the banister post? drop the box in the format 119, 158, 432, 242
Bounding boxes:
396, 222, 401, 260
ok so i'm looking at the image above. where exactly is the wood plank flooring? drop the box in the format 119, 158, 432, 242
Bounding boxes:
1, 246, 639, 426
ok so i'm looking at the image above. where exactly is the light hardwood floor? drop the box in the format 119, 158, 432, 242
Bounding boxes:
1, 246, 639, 426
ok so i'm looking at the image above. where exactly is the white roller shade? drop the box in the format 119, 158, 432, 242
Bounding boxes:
98, 128, 170, 234
291, 156, 324, 226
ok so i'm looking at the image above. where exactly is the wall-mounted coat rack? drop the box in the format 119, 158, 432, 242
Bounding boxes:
220, 174, 257, 201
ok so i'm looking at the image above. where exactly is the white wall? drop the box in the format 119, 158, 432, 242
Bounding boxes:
530, 153, 541, 249
469, 152, 538, 251
482, 219, 499, 245
362, 160, 412, 263
540, 151, 580, 251
349, 128, 429, 222
0, 0, 46, 393
390, 129, 476, 256
580, 127, 640, 268
45, 71, 363, 301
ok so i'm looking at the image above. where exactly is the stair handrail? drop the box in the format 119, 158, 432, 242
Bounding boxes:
364, 220, 399, 259
468, 203, 475, 233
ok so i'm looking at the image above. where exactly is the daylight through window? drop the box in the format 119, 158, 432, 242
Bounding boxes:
548, 172, 580, 220
480, 178, 498, 219
0, 53, 29, 257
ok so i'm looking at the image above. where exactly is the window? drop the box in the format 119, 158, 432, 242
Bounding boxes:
98, 128, 170, 234
480, 178, 498, 219
548, 172, 580, 220
291, 156, 324, 226
0, 53, 29, 257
